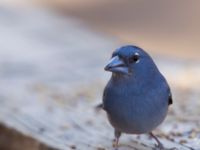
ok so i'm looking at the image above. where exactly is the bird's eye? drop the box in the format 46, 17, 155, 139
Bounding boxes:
129, 53, 140, 63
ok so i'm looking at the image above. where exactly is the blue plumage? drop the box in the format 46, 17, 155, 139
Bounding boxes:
102, 45, 172, 150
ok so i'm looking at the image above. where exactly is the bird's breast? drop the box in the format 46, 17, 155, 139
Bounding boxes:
103, 82, 168, 134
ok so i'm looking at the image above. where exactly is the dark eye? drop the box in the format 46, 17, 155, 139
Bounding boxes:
129, 53, 140, 63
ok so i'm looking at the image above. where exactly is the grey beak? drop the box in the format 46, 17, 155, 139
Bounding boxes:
104, 56, 129, 74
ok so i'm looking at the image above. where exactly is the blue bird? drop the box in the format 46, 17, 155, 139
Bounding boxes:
100, 45, 173, 150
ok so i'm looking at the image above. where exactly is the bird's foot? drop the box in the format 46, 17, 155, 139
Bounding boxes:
112, 130, 121, 150
154, 143, 165, 150
150, 132, 166, 150
112, 138, 119, 150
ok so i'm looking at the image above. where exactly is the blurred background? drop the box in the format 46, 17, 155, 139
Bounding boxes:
0, 0, 199, 150
2, 0, 200, 59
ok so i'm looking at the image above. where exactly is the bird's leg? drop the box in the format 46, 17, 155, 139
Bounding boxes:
149, 132, 165, 150
113, 129, 121, 150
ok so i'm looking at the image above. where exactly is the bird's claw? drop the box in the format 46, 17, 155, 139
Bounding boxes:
154, 143, 165, 150
112, 138, 119, 150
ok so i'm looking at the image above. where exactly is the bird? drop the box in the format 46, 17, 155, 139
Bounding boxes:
99, 45, 173, 150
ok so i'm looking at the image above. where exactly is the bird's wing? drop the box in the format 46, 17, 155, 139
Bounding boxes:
95, 103, 104, 109
164, 79, 173, 105
168, 91, 173, 105
95, 103, 105, 112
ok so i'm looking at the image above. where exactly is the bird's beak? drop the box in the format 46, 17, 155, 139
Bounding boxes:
104, 56, 129, 74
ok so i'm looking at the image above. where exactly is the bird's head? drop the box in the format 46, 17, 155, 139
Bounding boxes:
104, 45, 158, 77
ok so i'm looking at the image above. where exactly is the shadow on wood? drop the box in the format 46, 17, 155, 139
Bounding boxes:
0, 124, 57, 150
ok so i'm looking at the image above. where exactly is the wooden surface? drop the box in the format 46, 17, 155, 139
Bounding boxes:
0, 7, 199, 150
